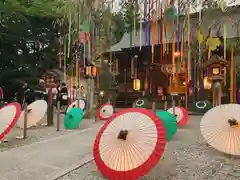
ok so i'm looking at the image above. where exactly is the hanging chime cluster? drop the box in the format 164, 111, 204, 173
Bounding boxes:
130, 0, 188, 95
57, 0, 107, 102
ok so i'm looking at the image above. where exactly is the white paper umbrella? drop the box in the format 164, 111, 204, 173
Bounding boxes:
17, 100, 47, 129
0, 102, 21, 140
94, 108, 166, 180
200, 104, 240, 155
168, 106, 188, 126
66, 98, 87, 113
97, 104, 114, 120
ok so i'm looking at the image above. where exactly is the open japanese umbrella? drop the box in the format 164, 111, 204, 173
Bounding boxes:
17, 100, 47, 129
200, 104, 240, 155
167, 107, 188, 127
66, 98, 87, 113
134, 98, 149, 108
194, 100, 213, 113
97, 104, 114, 120
93, 108, 166, 180
64, 108, 83, 129
0, 102, 21, 140
156, 111, 177, 141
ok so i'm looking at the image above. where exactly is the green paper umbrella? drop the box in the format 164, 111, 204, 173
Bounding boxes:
205, 100, 213, 109
156, 111, 177, 141
64, 108, 83, 129
164, 6, 177, 21
134, 98, 149, 108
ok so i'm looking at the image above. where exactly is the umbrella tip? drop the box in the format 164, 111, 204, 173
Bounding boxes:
228, 118, 238, 127
117, 130, 128, 141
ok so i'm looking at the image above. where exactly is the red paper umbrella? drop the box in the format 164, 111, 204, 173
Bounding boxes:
167, 107, 188, 126
0, 102, 21, 140
93, 108, 166, 180
97, 104, 114, 120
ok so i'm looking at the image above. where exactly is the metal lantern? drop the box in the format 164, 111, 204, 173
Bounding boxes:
133, 79, 141, 91
212, 67, 220, 75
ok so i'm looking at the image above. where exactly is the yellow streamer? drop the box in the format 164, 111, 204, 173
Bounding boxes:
187, 9, 191, 81
75, 59, 78, 86
223, 24, 226, 59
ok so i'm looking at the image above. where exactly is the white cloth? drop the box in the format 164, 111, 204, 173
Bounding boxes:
51, 88, 58, 100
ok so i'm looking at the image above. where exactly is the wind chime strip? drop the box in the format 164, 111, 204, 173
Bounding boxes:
223, 24, 226, 59
160, 3, 163, 64
172, 32, 175, 81
151, 0, 155, 64
140, 22, 142, 50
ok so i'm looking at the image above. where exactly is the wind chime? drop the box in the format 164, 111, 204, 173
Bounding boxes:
131, 0, 140, 92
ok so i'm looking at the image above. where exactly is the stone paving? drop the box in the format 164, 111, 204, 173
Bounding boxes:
0, 122, 103, 180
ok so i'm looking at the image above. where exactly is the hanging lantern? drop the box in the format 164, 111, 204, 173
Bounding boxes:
133, 79, 141, 91
92, 66, 97, 77
86, 66, 91, 76
204, 76, 212, 90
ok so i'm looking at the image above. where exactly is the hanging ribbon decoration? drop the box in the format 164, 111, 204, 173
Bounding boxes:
133, 1, 136, 47
187, 7, 191, 81
151, 0, 155, 64
223, 23, 227, 86
115, 59, 118, 73
131, 57, 134, 78
63, 35, 67, 82
230, 47, 234, 103
130, 26, 133, 48
172, 32, 175, 83
185, 62, 188, 109
140, 21, 142, 50
155, 0, 158, 44
58, 39, 62, 69
160, 1, 163, 64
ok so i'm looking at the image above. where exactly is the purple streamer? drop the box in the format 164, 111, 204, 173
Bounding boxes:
148, 23, 151, 46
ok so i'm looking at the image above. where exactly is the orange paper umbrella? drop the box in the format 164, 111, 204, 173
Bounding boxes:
17, 100, 47, 128
167, 107, 188, 126
0, 102, 21, 140
200, 104, 240, 155
93, 108, 166, 180
97, 104, 114, 120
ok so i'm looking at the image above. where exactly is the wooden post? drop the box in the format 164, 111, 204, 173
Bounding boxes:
23, 103, 28, 139
56, 101, 60, 132
172, 96, 176, 115
151, 102, 156, 112
164, 101, 168, 110
47, 88, 54, 126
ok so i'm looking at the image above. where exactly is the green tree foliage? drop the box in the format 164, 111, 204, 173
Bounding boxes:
111, 12, 125, 44
121, 0, 141, 30
0, 0, 60, 94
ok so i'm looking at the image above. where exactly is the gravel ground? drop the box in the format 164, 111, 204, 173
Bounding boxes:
58, 115, 240, 180
0, 111, 99, 151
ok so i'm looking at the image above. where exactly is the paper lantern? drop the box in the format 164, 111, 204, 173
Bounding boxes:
133, 79, 140, 91
204, 77, 212, 90
92, 66, 97, 77
86, 66, 91, 75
